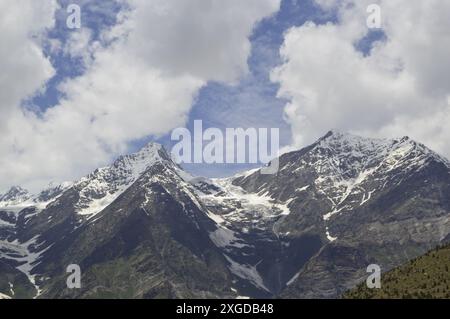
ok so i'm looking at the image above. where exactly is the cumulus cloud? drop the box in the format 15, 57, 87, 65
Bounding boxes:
122, 0, 281, 83
272, 0, 450, 157
0, 0, 281, 192
63, 27, 93, 63
0, 0, 57, 128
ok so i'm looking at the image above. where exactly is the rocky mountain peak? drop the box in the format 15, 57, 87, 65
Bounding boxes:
74, 142, 175, 217
3, 186, 28, 197
1, 131, 449, 299
305, 130, 448, 174
233, 130, 449, 233
112, 142, 168, 170
301, 131, 447, 198
35, 182, 73, 203
0, 186, 31, 207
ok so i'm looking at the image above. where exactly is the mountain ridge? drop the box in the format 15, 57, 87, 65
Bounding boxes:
1, 130, 449, 299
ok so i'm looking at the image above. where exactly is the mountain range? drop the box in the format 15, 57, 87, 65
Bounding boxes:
0, 130, 449, 299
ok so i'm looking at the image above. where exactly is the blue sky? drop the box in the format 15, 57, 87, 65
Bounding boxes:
67, 1, 337, 174
8, 0, 445, 194
25, 0, 125, 113
24, 0, 389, 178
172, 0, 336, 177
23, 0, 335, 178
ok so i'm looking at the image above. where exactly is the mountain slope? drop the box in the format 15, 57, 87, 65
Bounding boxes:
0, 187, 31, 208
41, 159, 235, 298
229, 131, 450, 297
343, 243, 450, 299
0, 131, 449, 299
1, 144, 236, 298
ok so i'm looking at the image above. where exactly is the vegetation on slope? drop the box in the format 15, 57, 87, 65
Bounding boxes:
344, 244, 450, 299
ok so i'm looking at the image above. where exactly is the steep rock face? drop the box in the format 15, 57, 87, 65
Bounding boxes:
0, 187, 31, 209
1, 131, 449, 299
0, 260, 36, 299
195, 177, 323, 297
0, 144, 235, 298
231, 131, 450, 298
38, 162, 235, 298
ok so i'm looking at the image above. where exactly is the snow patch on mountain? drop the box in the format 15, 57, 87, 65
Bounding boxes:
0, 292, 11, 299
202, 178, 291, 219
325, 226, 337, 242
0, 218, 15, 228
311, 132, 446, 223
0, 236, 51, 298
75, 143, 165, 217
210, 226, 250, 250
224, 255, 269, 292
286, 270, 301, 286
0, 187, 31, 209
0, 183, 72, 214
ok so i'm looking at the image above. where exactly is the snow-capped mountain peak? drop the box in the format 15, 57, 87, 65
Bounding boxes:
289, 131, 448, 222
231, 130, 450, 244
74, 142, 172, 216
319, 130, 446, 159
285, 131, 442, 181
1, 131, 449, 299
0, 186, 31, 208
35, 182, 73, 203
0, 143, 171, 216
0, 182, 73, 215
109, 142, 167, 177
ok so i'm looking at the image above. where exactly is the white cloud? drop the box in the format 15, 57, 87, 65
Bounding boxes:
63, 27, 94, 64
0, 0, 57, 128
272, 0, 450, 157
0, 0, 280, 192
122, 0, 281, 83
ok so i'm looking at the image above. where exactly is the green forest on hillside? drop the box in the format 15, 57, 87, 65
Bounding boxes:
344, 244, 450, 299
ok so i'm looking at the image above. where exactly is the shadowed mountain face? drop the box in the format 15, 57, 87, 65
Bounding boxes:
1, 144, 235, 298
0, 131, 449, 299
